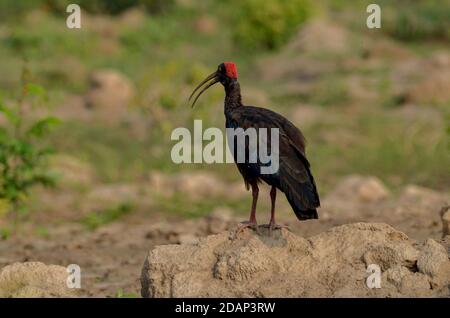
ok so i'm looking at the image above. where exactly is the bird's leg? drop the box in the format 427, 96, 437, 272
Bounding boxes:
269, 186, 277, 229
235, 183, 259, 234
263, 186, 289, 235
249, 183, 258, 224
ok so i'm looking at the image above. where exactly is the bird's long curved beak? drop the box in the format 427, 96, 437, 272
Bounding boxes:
189, 71, 219, 108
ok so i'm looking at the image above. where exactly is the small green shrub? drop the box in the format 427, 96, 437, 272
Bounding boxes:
0, 69, 60, 223
229, 0, 314, 50
384, 1, 450, 41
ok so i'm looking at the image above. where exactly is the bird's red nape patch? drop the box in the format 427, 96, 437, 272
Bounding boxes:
224, 62, 238, 78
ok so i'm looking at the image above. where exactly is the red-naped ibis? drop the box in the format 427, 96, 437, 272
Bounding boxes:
189, 62, 320, 232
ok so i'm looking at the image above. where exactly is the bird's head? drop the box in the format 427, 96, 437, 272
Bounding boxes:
189, 62, 238, 108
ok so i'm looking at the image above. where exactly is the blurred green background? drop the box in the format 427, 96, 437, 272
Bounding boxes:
0, 0, 449, 231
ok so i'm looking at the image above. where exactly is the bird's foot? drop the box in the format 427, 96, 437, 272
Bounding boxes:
260, 222, 289, 236
233, 220, 259, 238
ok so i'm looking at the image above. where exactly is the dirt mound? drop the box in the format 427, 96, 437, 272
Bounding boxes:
287, 20, 350, 55
0, 262, 78, 298
393, 52, 450, 105
322, 175, 391, 220
441, 206, 450, 237
141, 223, 450, 298
85, 69, 135, 113
327, 175, 390, 203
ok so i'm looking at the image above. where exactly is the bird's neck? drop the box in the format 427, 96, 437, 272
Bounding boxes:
224, 80, 242, 113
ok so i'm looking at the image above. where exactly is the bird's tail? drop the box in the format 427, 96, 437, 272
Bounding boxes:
280, 164, 320, 221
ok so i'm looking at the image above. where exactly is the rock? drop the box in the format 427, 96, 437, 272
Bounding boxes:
394, 52, 450, 105
288, 20, 350, 55
177, 234, 199, 245
141, 222, 450, 298
417, 239, 449, 278
0, 262, 78, 297
85, 70, 135, 112
326, 175, 390, 203
193, 16, 217, 35
396, 185, 448, 217
440, 206, 450, 237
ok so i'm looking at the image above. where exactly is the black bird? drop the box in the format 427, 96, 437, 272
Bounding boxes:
189, 62, 320, 232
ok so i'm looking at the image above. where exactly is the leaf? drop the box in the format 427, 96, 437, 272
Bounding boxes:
25, 83, 46, 98
0, 199, 9, 218
0, 127, 7, 141
0, 102, 18, 125
26, 117, 61, 137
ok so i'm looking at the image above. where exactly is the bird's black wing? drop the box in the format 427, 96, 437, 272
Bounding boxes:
229, 106, 320, 220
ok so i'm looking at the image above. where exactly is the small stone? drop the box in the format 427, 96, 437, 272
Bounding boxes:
0, 262, 78, 298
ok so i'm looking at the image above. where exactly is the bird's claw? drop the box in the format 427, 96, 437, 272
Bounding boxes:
233, 221, 259, 238
260, 223, 289, 236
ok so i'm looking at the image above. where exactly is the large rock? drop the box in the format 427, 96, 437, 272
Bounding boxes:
322, 175, 391, 220
0, 262, 78, 297
287, 20, 350, 55
326, 175, 390, 203
394, 52, 450, 105
441, 206, 450, 237
85, 69, 135, 112
141, 223, 450, 298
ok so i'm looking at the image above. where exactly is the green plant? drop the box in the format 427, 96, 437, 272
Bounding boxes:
81, 202, 133, 230
384, 0, 450, 41
35, 225, 50, 238
0, 68, 60, 224
116, 289, 139, 298
229, 0, 314, 50
0, 227, 11, 240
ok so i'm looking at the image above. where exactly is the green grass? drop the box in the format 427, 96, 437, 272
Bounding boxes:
81, 202, 133, 230
306, 111, 449, 192
153, 193, 249, 219
0, 227, 11, 240
35, 225, 50, 238
115, 289, 139, 298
